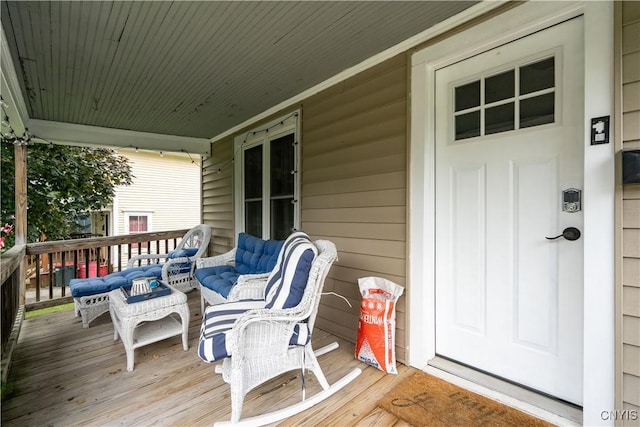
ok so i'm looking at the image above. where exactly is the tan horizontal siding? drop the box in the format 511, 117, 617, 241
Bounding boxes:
624, 111, 640, 142
624, 229, 640, 258
301, 54, 408, 362
623, 52, 640, 84
304, 171, 405, 196
624, 315, 640, 347
302, 206, 406, 224
624, 257, 640, 287
303, 154, 405, 184
202, 137, 235, 255
624, 81, 640, 112
621, 1, 640, 411
625, 287, 640, 317
623, 373, 640, 406
624, 344, 640, 377
303, 188, 405, 210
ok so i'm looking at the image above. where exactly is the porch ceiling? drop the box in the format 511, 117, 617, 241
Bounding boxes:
1, 0, 476, 150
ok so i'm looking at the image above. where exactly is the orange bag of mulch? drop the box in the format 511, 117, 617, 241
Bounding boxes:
355, 277, 404, 374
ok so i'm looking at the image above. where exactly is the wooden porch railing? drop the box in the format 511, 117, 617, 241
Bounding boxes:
1, 245, 25, 356
1, 229, 195, 382
23, 228, 192, 306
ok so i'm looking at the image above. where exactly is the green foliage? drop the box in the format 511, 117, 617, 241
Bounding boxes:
0, 140, 133, 243
1, 381, 14, 399
25, 302, 75, 319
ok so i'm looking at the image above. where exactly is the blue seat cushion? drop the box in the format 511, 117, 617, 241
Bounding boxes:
70, 264, 164, 297
195, 265, 239, 298
168, 247, 199, 258
198, 299, 311, 363
195, 234, 284, 298
166, 247, 198, 274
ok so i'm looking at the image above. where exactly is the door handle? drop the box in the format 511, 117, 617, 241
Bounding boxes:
546, 227, 581, 241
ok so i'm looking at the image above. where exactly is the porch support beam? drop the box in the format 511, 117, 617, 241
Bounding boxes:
14, 143, 27, 306
26, 119, 211, 156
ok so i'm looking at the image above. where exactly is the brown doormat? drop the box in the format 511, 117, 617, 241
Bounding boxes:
378, 372, 554, 427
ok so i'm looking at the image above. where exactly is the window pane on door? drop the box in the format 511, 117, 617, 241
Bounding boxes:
520, 57, 554, 95
455, 80, 480, 112
485, 70, 514, 103
244, 145, 263, 199
486, 102, 515, 135
244, 145, 263, 237
271, 198, 294, 240
245, 201, 262, 238
270, 134, 294, 197
520, 93, 555, 128
270, 133, 295, 239
455, 111, 481, 140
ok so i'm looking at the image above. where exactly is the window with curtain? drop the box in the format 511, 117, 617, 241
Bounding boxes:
125, 213, 150, 233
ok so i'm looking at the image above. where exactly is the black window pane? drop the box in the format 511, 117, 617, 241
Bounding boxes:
455, 81, 480, 112
485, 103, 515, 135
271, 198, 294, 240
455, 111, 481, 140
485, 70, 514, 104
520, 58, 555, 95
245, 201, 262, 238
520, 93, 555, 128
270, 134, 295, 198
244, 145, 262, 199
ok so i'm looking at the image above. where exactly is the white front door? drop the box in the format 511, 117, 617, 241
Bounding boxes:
434, 17, 584, 405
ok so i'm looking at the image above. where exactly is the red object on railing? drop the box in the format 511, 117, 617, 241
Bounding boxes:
77, 262, 108, 278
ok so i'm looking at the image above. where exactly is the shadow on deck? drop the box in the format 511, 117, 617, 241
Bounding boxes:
2, 290, 417, 426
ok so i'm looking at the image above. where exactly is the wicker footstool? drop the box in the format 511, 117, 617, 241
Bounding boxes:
109, 284, 190, 371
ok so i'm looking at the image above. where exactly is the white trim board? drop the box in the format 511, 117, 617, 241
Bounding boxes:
409, 1, 614, 425
27, 119, 210, 156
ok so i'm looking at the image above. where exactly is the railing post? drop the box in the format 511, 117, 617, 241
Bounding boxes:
14, 143, 27, 306
35, 255, 41, 301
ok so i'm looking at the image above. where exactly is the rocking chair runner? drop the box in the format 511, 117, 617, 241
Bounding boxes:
198, 232, 361, 425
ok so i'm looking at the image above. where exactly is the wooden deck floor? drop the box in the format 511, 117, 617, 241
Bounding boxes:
2, 291, 417, 426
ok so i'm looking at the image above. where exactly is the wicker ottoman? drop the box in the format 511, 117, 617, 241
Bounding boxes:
109, 284, 190, 371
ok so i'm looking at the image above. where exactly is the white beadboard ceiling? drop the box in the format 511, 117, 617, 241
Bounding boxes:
1, 1, 477, 143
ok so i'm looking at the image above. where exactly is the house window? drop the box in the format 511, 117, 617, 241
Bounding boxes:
454, 56, 555, 141
125, 212, 152, 234
235, 112, 300, 240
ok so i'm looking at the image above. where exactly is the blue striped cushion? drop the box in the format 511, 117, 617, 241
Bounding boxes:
264, 232, 317, 310
198, 300, 265, 362
198, 300, 311, 363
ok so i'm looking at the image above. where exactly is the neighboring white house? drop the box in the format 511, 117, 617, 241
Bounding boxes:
78, 148, 201, 240
112, 148, 201, 237
102, 148, 202, 266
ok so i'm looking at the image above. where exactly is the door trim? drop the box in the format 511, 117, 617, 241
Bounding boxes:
408, 2, 614, 424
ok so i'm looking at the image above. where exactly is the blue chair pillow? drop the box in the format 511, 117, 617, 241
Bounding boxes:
264, 232, 317, 310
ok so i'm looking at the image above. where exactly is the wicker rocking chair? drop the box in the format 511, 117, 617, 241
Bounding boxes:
198, 232, 361, 425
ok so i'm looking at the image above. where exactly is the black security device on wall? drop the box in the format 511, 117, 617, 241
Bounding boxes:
622, 150, 640, 184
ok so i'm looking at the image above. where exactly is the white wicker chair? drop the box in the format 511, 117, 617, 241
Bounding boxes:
127, 224, 212, 293
72, 224, 211, 328
198, 234, 361, 425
